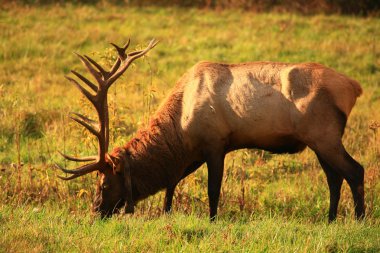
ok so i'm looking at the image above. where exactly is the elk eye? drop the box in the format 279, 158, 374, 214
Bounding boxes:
102, 184, 109, 190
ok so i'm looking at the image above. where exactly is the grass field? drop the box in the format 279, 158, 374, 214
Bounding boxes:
0, 3, 379, 252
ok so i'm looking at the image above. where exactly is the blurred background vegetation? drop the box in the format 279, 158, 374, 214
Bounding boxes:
3, 0, 380, 15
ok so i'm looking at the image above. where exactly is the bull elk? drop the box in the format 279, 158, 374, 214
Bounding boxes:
56, 39, 365, 222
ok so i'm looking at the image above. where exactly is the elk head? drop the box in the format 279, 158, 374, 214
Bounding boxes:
55, 39, 158, 218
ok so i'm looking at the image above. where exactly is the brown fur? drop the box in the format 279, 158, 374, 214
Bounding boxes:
104, 61, 364, 221
111, 88, 188, 201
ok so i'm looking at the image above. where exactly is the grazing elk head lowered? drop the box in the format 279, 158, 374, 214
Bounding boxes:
57, 39, 365, 222
56, 39, 158, 217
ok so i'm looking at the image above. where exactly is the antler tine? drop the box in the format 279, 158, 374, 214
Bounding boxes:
71, 70, 98, 92
57, 174, 84, 181
69, 113, 100, 138
55, 163, 99, 180
110, 38, 130, 60
127, 39, 158, 61
108, 58, 121, 79
107, 39, 130, 77
70, 112, 97, 125
65, 76, 96, 105
123, 40, 131, 51
84, 55, 109, 79
128, 50, 144, 57
74, 53, 104, 86
107, 39, 159, 88
58, 151, 97, 162
126, 39, 159, 58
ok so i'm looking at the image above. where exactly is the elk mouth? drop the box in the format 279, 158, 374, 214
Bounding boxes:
93, 198, 125, 218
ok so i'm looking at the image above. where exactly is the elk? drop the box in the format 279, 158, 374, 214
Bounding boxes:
56, 39, 365, 222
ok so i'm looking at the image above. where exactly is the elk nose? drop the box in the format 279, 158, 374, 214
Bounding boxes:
92, 204, 110, 219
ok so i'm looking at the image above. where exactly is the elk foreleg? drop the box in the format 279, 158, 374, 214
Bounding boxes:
206, 153, 225, 221
164, 185, 176, 213
163, 161, 204, 213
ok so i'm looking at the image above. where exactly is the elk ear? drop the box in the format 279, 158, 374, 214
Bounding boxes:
106, 154, 122, 174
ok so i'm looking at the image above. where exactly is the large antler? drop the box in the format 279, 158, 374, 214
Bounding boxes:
56, 39, 158, 180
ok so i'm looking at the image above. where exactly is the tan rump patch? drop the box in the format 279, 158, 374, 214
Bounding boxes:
280, 66, 312, 101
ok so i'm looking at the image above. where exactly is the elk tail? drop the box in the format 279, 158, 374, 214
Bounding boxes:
349, 78, 363, 97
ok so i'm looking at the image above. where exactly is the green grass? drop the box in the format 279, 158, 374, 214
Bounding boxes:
0, 3, 379, 252
1, 204, 379, 253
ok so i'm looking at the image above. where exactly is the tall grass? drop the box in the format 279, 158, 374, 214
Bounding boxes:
0, 4, 379, 252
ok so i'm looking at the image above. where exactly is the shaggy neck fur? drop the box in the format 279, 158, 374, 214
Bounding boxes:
118, 88, 189, 202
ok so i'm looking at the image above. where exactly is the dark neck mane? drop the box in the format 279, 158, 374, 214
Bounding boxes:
119, 89, 188, 201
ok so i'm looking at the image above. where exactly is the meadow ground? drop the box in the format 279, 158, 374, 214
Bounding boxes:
0, 4, 379, 252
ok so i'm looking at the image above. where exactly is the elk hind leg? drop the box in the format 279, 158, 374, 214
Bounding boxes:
315, 144, 365, 220
317, 155, 343, 222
